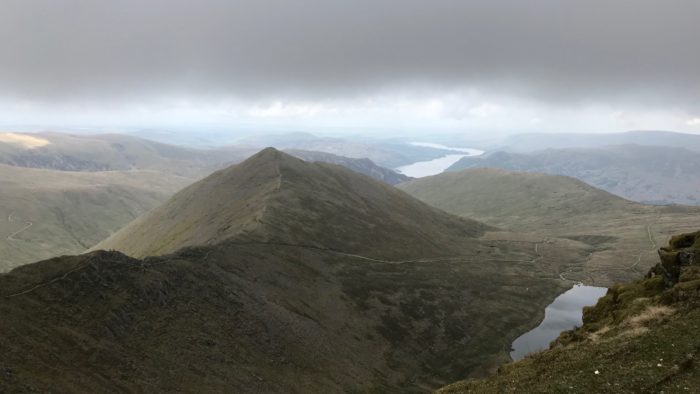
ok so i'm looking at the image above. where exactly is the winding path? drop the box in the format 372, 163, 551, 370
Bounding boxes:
6, 213, 32, 242
4, 240, 546, 299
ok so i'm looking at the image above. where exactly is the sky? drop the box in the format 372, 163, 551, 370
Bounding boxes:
1, 0, 699, 138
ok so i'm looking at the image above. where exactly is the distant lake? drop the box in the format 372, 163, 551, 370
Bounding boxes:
396, 142, 484, 177
510, 284, 608, 361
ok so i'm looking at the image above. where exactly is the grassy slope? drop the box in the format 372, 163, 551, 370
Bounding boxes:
0, 241, 575, 393
440, 231, 700, 394
447, 145, 700, 205
15, 149, 601, 391
398, 168, 700, 286
94, 148, 489, 260
0, 164, 192, 271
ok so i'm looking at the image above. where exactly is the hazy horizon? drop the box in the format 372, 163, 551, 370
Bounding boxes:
1, 0, 699, 138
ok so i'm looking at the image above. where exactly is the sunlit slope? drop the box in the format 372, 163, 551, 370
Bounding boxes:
0, 131, 256, 177
95, 148, 489, 259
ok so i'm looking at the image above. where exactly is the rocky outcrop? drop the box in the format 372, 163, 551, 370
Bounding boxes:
648, 231, 700, 286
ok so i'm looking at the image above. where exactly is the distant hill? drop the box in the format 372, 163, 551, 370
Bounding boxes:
440, 230, 700, 393
0, 131, 257, 177
492, 130, 700, 153
285, 149, 411, 185
447, 145, 700, 205
0, 148, 598, 392
0, 164, 191, 272
398, 168, 700, 285
237, 132, 455, 168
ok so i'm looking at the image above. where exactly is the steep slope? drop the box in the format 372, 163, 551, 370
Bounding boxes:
0, 149, 597, 392
440, 230, 700, 394
447, 145, 700, 205
95, 148, 487, 259
0, 164, 191, 271
398, 169, 700, 285
285, 148, 411, 185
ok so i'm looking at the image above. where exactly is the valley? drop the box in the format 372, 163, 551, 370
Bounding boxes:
398, 168, 700, 286
4, 2, 700, 392
1, 148, 596, 392
0, 138, 698, 392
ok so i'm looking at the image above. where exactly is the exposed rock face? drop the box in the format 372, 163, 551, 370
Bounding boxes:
650, 231, 700, 286
439, 229, 700, 393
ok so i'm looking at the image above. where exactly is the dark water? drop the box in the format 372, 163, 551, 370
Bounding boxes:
510, 284, 608, 360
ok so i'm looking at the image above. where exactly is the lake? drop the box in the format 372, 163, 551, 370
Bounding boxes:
395, 142, 484, 177
510, 284, 608, 360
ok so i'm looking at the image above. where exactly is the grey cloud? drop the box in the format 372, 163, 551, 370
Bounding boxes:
0, 0, 698, 107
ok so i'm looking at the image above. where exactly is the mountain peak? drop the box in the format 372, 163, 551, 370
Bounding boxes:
94, 148, 488, 259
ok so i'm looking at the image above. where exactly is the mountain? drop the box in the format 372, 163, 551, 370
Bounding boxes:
236, 132, 455, 168
440, 230, 700, 393
0, 164, 191, 272
447, 145, 700, 205
0, 131, 257, 177
492, 130, 700, 153
398, 169, 700, 285
1, 148, 592, 392
285, 149, 411, 185
94, 148, 487, 259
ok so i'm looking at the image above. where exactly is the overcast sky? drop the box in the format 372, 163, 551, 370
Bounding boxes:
1, 0, 699, 137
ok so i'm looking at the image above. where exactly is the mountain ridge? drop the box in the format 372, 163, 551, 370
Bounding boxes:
95, 148, 489, 259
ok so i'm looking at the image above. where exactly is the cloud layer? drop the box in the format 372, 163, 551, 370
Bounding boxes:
1, 0, 698, 108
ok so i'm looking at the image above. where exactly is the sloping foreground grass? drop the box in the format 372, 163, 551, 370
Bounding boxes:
439, 231, 700, 394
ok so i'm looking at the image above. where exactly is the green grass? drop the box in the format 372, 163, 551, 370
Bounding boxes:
439, 231, 700, 394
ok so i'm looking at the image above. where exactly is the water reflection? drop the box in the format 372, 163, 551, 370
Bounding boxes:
510, 284, 608, 360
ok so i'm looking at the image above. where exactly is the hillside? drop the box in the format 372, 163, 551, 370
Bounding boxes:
492, 130, 700, 153
0, 131, 257, 178
0, 148, 598, 392
440, 230, 700, 393
94, 148, 486, 259
398, 169, 700, 285
447, 145, 700, 205
285, 149, 411, 185
0, 164, 191, 271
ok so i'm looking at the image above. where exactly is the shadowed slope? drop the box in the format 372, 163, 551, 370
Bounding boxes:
440, 231, 700, 393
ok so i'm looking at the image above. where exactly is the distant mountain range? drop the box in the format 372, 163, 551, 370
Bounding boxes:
237, 131, 456, 168
0, 132, 260, 177
490, 130, 700, 153
447, 144, 700, 205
